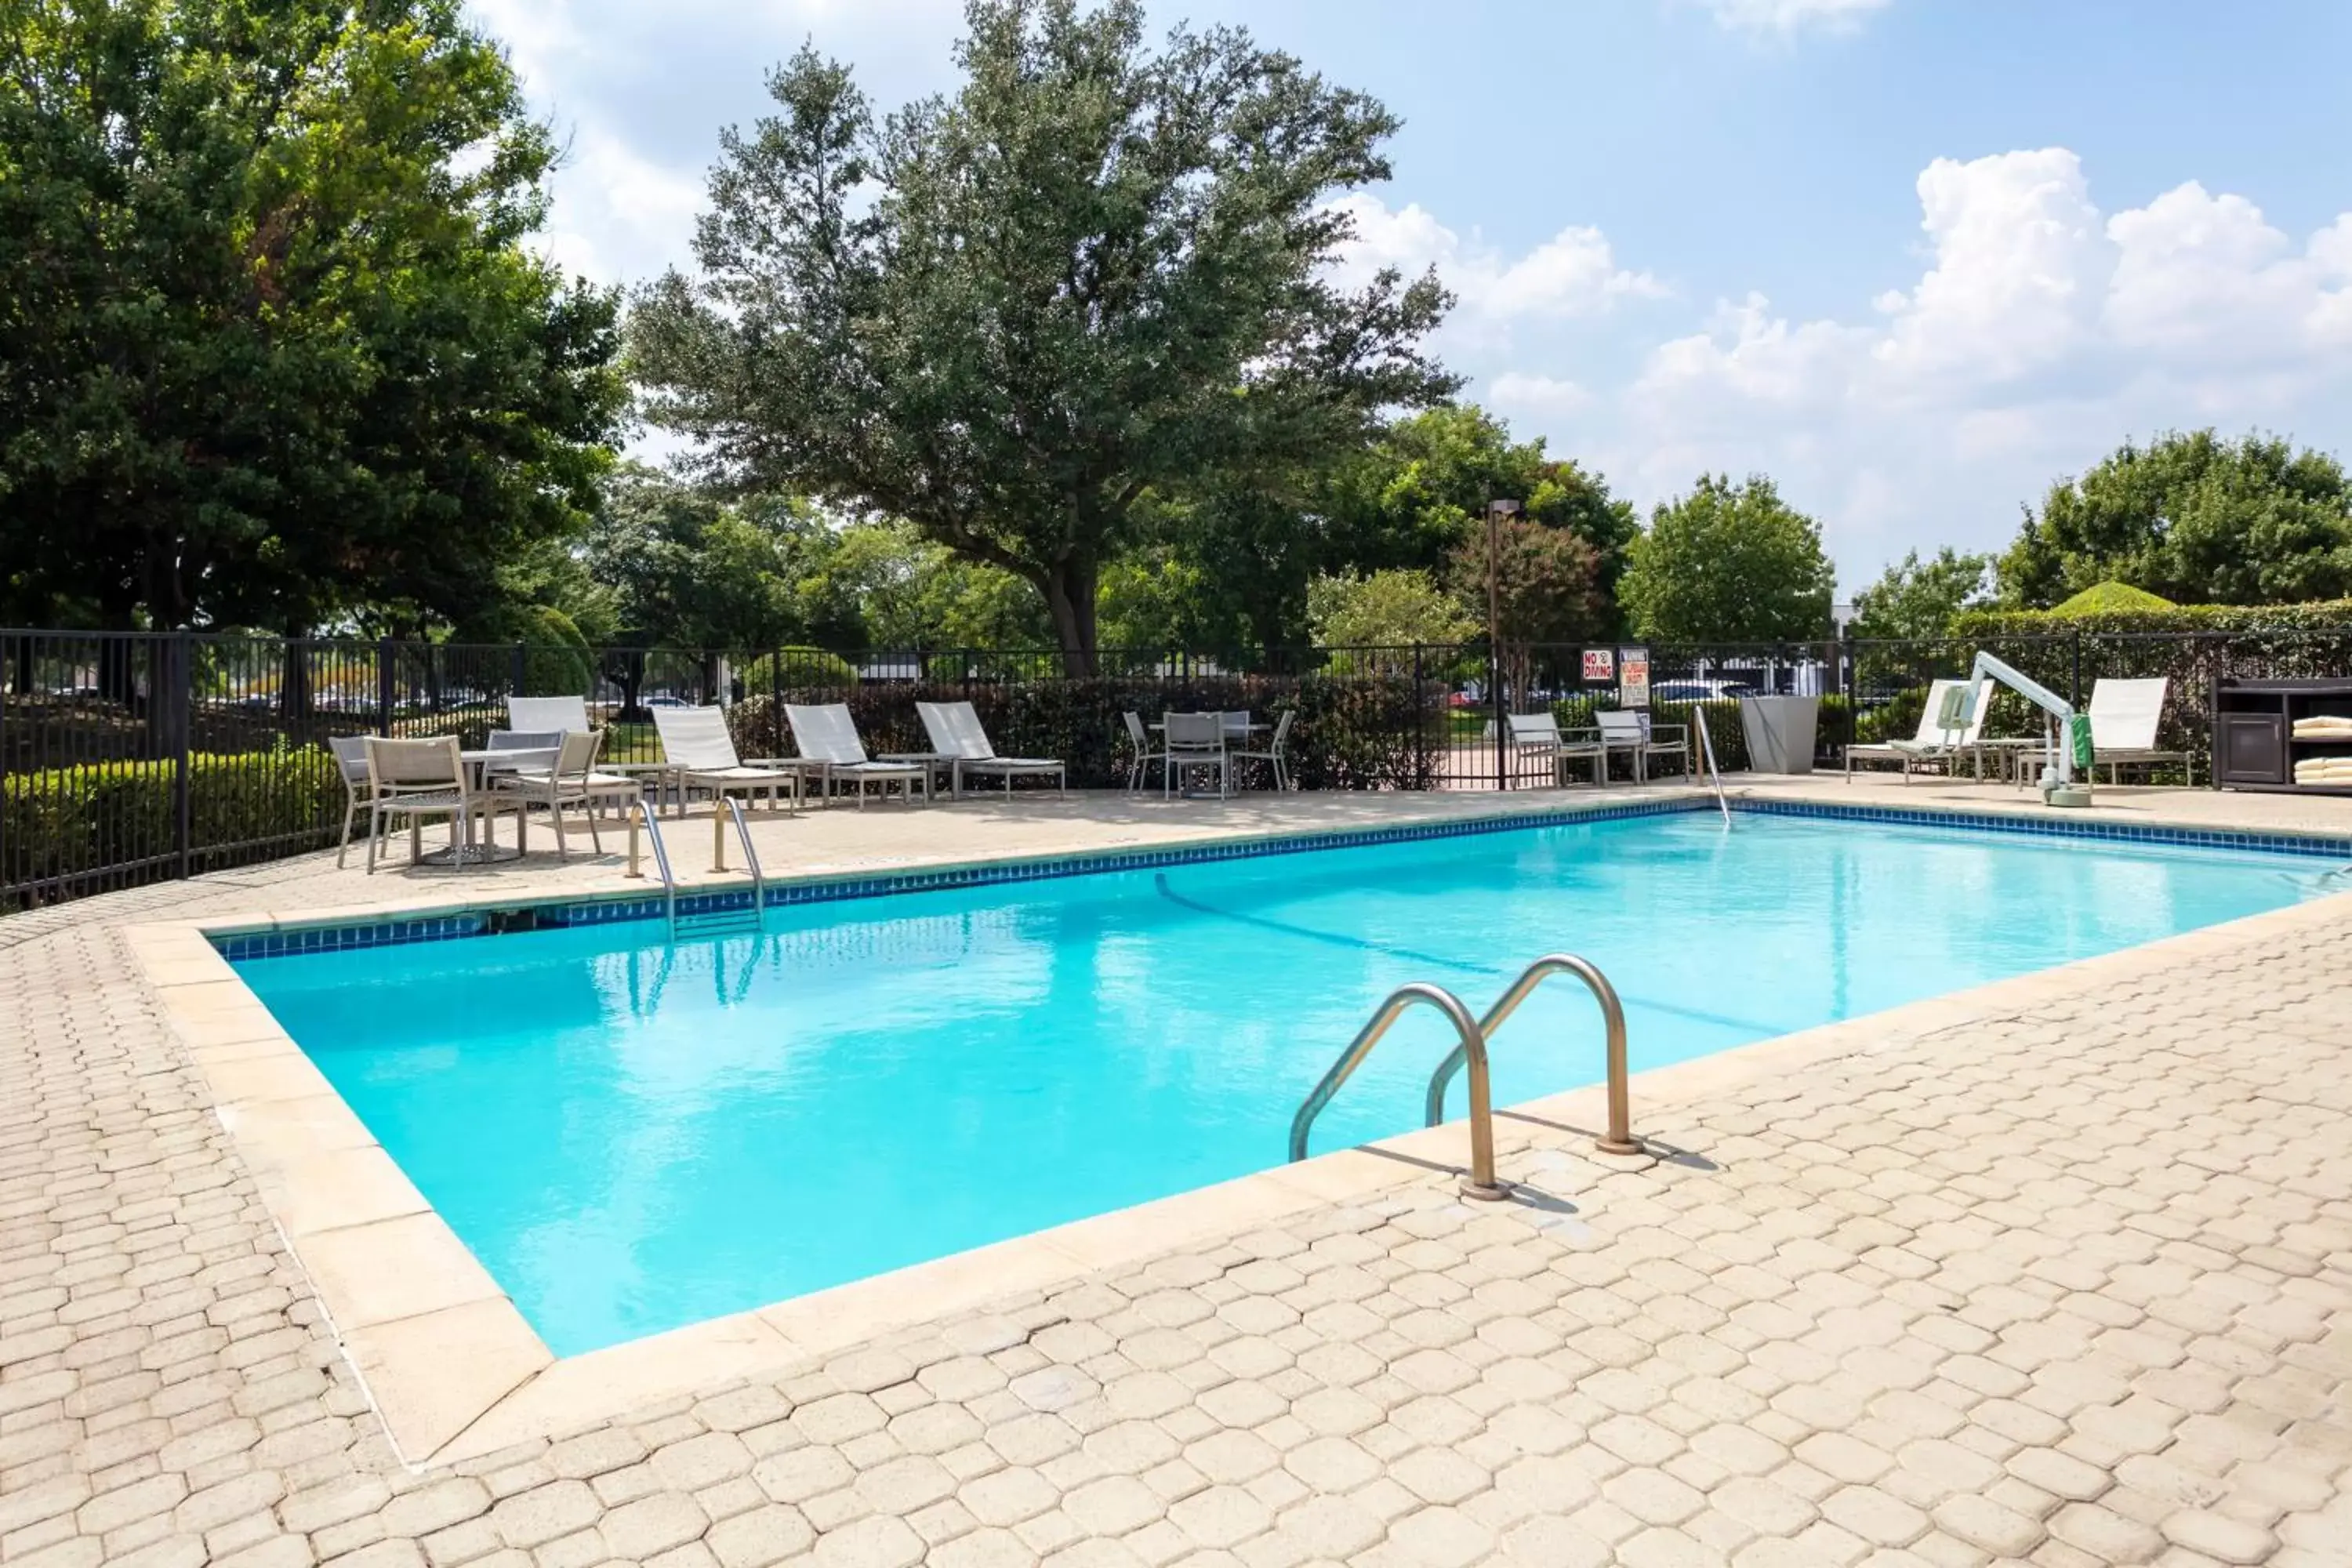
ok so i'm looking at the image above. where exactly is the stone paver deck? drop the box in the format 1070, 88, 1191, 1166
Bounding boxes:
5, 785, 2351, 1568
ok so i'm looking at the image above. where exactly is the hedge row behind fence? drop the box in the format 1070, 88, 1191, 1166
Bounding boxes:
724, 672, 1443, 792
5, 749, 346, 904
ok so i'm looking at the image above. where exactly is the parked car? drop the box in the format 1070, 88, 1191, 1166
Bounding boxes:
1651, 679, 1756, 702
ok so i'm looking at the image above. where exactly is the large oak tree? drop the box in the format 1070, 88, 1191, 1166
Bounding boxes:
0, 0, 624, 632
630, 0, 1454, 673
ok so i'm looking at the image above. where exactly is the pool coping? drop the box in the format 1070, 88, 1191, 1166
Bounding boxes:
124, 789, 2352, 1469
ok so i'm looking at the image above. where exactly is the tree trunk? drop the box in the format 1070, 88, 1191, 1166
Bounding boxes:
1039, 556, 1100, 677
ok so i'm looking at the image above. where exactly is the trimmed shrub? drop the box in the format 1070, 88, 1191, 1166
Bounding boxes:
739, 647, 862, 694
5, 746, 346, 902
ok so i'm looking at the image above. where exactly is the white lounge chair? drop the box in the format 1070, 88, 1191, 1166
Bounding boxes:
785, 703, 930, 808
2088, 677, 2190, 783
914, 701, 1065, 797
506, 695, 591, 734
1507, 712, 1602, 787
1845, 678, 1996, 782
650, 706, 804, 817
491, 731, 642, 858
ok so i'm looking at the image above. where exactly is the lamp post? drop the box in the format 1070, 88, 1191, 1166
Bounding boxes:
1486, 499, 1519, 791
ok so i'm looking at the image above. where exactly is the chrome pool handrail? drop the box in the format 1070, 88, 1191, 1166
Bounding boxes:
626, 798, 678, 937
1425, 953, 1640, 1157
1290, 982, 1505, 1200
1695, 713, 1730, 822
717, 797, 767, 918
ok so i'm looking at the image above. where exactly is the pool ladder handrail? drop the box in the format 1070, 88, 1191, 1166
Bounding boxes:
1289, 982, 1508, 1201
1423, 953, 1641, 1157
1694, 713, 1730, 822
625, 798, 680, 937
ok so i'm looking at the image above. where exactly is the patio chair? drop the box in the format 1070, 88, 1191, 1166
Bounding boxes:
785, 703, 929, 808
1507, 712, 1602, 788
491, 731, 641, 858
1163, 711, 1229, 799
1845, 678, 1997, 782
506, 695, 592, 735
1234, 710, 1298, 790
329, 735, 372, 868
915, 701, 1065, 797
361, 736, 521, 873
650, 706, 804, 816
1594, 710, 1689, 784
2088, 677, 2190, 783
1123, 710, 1165, 793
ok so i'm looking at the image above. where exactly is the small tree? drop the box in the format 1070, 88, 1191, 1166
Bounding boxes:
1848, 548, 1992, 641
1621, 475, 1836, 643
1307, 570, 1478, 652
631, 0, 1455, 673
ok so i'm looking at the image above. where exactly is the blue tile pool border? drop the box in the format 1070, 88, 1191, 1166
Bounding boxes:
210, 794, 2352, 963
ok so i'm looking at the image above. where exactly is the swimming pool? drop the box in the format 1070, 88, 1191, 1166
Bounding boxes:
233, 808, 2341, 1356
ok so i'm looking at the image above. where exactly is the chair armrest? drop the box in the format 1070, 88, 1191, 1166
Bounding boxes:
1646, 724, 1687, 744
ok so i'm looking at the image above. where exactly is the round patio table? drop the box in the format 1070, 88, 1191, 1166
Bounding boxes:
415, 746, 557, 865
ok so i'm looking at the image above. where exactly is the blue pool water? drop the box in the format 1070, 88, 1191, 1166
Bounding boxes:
234, 811, 2340, 1355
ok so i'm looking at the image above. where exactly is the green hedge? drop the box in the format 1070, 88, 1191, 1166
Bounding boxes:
5, 748, 346, 902
1951, 599, 2352, 637
724, 673, 1443, 791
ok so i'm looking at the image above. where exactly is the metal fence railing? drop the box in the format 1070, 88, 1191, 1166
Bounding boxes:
6, 626, 2348, 909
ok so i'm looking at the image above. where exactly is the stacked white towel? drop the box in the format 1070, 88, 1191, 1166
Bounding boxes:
2293, 755, 2352, 784
2292, 714, 2352, 739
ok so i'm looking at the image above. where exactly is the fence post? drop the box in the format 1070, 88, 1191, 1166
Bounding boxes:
1840, 633, 1856, 759
376, 638, 395, 736
510, 641, 527, 700
171, 633, 193, 882
1412, 643, 1426, 790
1490, 642, 1507, 793
2069, 631, 2082, 710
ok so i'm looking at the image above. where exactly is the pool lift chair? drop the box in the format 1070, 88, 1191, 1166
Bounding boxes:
1954, 651, 2093, 808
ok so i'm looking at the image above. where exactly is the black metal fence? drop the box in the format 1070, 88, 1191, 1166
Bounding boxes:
7, 626, 2350, 909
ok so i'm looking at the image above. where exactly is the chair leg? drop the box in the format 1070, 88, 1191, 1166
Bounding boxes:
337, 800, 357, 869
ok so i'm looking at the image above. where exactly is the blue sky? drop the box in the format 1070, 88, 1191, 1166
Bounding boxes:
474, 0, 2352, 588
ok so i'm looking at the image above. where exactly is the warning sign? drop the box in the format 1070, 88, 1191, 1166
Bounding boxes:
1619, 647, 1651, 708
1581, 648, 1615, 684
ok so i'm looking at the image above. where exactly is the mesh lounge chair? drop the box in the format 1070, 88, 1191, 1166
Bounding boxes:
915, 701, 1065, 797
361, 736, 522, 873
650, 706, 804, 816
785, 703, 929, 808
1163, 712, 1229, 799
2088, 677, 2190, 783
506, 695, 591, 735
329, 735, 373, 868
491, 731, 641, 858
1592, 709, 1689, 783
1123, 711, 1165, 792
1234, 710, 1298, 790
1507, 712, 1602, 787
1845, 678, 1996, 782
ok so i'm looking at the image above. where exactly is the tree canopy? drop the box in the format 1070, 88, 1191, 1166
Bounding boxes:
1998, 430, 2352, 608
629, 0, 1455, 671
1620, 475, 1836, 643
0, 0, 625, 632
1847, 547, 1992, 641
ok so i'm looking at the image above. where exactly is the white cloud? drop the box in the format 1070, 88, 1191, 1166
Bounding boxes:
532, 129, 708, 284
1695, 0, 1892, 36
1450, 147, 2352, 583
1329, 194, 1668, 330
1488, 372, 1595, 420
